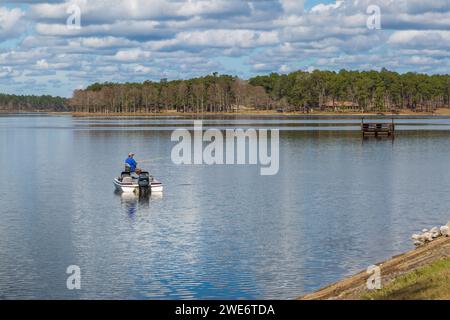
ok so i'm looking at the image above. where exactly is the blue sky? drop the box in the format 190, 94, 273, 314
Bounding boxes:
0, 0, 449, 97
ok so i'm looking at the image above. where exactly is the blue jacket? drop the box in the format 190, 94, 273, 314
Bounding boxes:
125, 157, 137, 172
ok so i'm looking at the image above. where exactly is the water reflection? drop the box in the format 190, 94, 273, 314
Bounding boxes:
117, 191, 163, 220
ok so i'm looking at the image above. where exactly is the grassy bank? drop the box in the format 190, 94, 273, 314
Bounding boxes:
364, 257, 450, 300
299, 235, 450, 300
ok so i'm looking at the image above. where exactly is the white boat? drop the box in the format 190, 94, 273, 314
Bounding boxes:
114, 171, 163, 193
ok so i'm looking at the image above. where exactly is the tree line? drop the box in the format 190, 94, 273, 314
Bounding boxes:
70, 69, 450, 113
2, 69, 450, 113
249, 69, 450, 112
0, 94, 68, 112
70, 74, 271, 113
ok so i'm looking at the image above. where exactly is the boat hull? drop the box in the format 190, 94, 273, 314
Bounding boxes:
114, 178, 163, 193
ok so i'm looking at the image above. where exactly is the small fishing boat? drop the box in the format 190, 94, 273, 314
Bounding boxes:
113, 171, 163, 193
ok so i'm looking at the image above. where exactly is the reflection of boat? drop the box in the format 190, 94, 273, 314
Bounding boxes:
113, 171, 163, 193
117, 190, 162, 219
149, 192, 163, 200
117, 190, 163, 201
120, 192, 139, 201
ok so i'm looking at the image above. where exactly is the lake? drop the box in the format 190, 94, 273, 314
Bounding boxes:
1, 114, 450, 299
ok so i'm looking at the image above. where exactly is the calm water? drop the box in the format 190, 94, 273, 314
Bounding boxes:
1, 114, 450, 299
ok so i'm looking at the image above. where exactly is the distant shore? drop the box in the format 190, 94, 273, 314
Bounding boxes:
68, 108, 450, 117
3, 108, 450, 117
0, 110, 72, 115
299, 227, 450, 300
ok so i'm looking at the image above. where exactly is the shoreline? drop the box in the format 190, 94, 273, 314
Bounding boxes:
299, 232, 450, 300
4, 108, 450, 117
66, 108, 450, 117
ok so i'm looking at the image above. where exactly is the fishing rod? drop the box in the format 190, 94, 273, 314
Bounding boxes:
137, 157, 167, 163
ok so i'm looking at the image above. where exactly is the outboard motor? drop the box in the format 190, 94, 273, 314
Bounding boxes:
138, 171, 151, 196
138, 172, 150, 187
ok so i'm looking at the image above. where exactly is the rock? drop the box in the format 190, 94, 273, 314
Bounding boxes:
412, 223, 450, 246
411, 234, 421, 241
430, 227, 441, 238
440, 225, 450, 237
414, 240, 425, 247
412, 234, 425, 246
423, 232, 434, 242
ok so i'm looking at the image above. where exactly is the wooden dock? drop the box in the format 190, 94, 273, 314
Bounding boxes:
361, 118, 395, 137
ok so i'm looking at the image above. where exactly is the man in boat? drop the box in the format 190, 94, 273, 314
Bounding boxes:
125, 153, 141, 174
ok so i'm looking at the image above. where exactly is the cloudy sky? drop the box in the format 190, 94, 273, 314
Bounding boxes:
0, 0, 449, 97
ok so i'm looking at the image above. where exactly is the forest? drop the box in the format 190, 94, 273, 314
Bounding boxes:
2, 69, 450, 113
69, 69, 450, 113
70, 74, 270, 113
0, 94, 68, 112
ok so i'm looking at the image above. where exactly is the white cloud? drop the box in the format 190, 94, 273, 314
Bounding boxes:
129, 64, 153, 74
113, 48, 152, 62
77, 36, 137, 49
389, 30, 450, 49
173, 29, 279, 49
35, 59, 49, 69
0, 7, 25, 41
0, 66, 20, 79
0, 0, 449, 96
311, 1, 344, 13
279, 0, 304, 15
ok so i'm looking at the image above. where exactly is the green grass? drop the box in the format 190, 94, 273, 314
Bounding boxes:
364, 257, 450, 300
